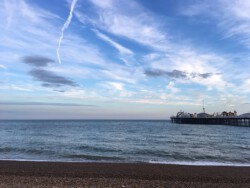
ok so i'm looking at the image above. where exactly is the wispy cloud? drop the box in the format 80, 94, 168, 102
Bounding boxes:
101, 67, 141, 84
166, 81, 180, 93
100, 81, 134, 98
105, 82, 124, 91
3, 0, 60, 28
92, 29, 140, 67
0, 84, 33, 92
219, 0, 250, 48
76, 0, 168, 50
0, 64, 7, 69
239, 79, 250, 93
179, 2, 212, 17
9, 84, 33, 91
179, 0, 250, 48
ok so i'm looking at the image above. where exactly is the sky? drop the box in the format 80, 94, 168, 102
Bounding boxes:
1, 0, 250, 119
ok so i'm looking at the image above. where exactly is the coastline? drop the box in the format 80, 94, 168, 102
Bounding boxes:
1, 160, 250, 187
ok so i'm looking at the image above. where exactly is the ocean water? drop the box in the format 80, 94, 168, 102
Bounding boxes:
0, 120, 250, 166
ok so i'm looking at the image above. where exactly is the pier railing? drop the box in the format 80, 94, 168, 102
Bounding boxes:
170, 117, 250, 127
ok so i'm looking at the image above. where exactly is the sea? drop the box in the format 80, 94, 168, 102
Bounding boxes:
0, 120, 250, 166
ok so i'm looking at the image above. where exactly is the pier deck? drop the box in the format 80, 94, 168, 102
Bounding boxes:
171, 117, 250, 126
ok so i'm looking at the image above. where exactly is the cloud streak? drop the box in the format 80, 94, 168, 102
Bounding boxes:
0, 64, 7, 69
57, 0, 78, 64
93, 29, 133, 55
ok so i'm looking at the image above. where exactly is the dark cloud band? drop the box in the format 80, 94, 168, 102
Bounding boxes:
29, 69, 78, 87
22, 56, 54, 67
21, 55, 78, 88
145, 69, 187, 79
145, 69, 220, 79
0, 102, 96, 107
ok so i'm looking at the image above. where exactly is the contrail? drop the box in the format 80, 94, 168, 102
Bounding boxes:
57, 0, 78, 64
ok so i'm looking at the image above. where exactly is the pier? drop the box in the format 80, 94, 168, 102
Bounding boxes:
171, 117, 250, 127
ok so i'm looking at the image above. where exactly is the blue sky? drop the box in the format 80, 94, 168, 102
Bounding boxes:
1, 0, 250, 119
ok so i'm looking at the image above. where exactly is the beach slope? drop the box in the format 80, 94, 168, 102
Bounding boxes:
0, 161, 250, 187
